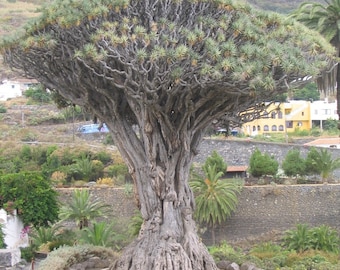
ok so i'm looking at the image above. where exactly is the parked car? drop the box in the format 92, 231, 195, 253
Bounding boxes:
77, 123, 109, 134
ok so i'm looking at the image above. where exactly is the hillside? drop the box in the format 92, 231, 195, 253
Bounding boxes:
0, 0, 328, 79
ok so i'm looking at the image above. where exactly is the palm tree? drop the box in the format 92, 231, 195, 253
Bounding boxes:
290, 1, 340, 124
59, 189, 111, 229
309, 148, 340, 181
190, 165, 242, 244
79, 221, 122, 248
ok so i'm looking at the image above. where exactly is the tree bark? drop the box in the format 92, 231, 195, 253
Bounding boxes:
112, 168, 217, 270
107, 110, 217, 269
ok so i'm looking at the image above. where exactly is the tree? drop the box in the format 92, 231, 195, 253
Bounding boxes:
290, 1, 340, 127
282, 148, 306, 177
0, 0, 334, 269
190, 164, 241, 245
249, 148, 279, 177
304, 147, 340, 181
292, 82, 320, 101
59, 189, 111, 230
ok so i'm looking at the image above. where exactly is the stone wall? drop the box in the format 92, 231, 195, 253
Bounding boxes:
58, 183, 340, 246
58, 139, 340, 246
195, 138, 340, 177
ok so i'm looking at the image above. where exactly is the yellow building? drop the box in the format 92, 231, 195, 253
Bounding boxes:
242, 101, 312, 136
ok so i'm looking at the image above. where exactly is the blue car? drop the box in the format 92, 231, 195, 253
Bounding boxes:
77, 123, 109, 134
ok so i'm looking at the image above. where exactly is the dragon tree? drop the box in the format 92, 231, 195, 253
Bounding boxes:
0, 0, 335, 269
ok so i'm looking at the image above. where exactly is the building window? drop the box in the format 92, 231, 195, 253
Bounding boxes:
263, 111, 269, 118
278, 111, 283, 119
264, 125, 269, 131
301, 112, 304, 116
272, 125, 277, 131
279, 125, 284, 131
257, 125, 261, 131
286, 121, 293, 128
271, 112, 276, 119
297, 122, 302, 127
314, 110, 318, 115
11, 85, 15, 89
253, 126, 256, 131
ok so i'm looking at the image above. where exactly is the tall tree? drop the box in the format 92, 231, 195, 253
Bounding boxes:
290, 0, 340, 126
0, 0, 335, 269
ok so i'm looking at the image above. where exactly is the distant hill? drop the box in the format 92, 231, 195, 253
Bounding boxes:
0, 0, 328, 79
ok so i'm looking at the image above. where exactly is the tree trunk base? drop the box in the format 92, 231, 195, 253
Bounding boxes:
111, 233, 217, 270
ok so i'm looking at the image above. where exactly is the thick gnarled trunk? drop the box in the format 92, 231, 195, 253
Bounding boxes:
109, 110, 217, 269
112, 166, 216, 270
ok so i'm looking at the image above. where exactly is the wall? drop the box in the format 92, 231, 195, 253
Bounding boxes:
58, 183, 340, 247
195, 138, 340, 177
58, 139, 340, 245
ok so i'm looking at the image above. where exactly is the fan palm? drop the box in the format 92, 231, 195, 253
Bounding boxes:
190, 165, 242, 244
291, 0, 340, 123
59, 189, 111, 229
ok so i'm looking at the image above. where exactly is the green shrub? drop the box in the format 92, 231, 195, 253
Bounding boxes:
202, 150, 227, 174
0, 104, 7, 113
107, 164, 129, 177
93, 151, 112, 165
24, 84, 52, 104
20, 246, 35, 262
283, 224, 340, 254
249, 148, 279, 177
282, 148, 306, 177
0, 172, 59, 227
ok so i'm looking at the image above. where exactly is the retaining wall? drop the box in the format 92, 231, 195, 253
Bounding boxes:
58, 139, 340, 245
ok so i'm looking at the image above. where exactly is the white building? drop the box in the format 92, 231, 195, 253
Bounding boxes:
310, 99, 338, 129
0, 79, 38, 101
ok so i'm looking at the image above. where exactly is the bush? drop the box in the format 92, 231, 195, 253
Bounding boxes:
96, 177, 114, 186
202, 150, 227, 174
24, 84, 52, 104
283, 224, 340, 254
282, 148, 306, 177
106, 164, 129, 178
0, 172, 59, 227
0, 104, 7, 113
249, 148, 279, 177
37, 245, 118, 270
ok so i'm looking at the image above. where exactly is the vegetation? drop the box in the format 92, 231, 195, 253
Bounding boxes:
304, 147, 340, 181
190, 164, 242, 244
0, 0, 337, 267
202, 150, 227, 175
282, 148, 306, 177
59, 189, 111, 229
249, 148, 279, 177
292, 82, 320, 101
209, 224, 340, 269
291, 0, 340, 124
24, 84, 52, 104
283, 224, 340, 254
0, 171, 59, 227
37, 245, 118, 270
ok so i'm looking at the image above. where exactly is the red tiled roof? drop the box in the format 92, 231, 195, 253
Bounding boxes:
227, 165, 248, 172
304, 137, 340, 146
